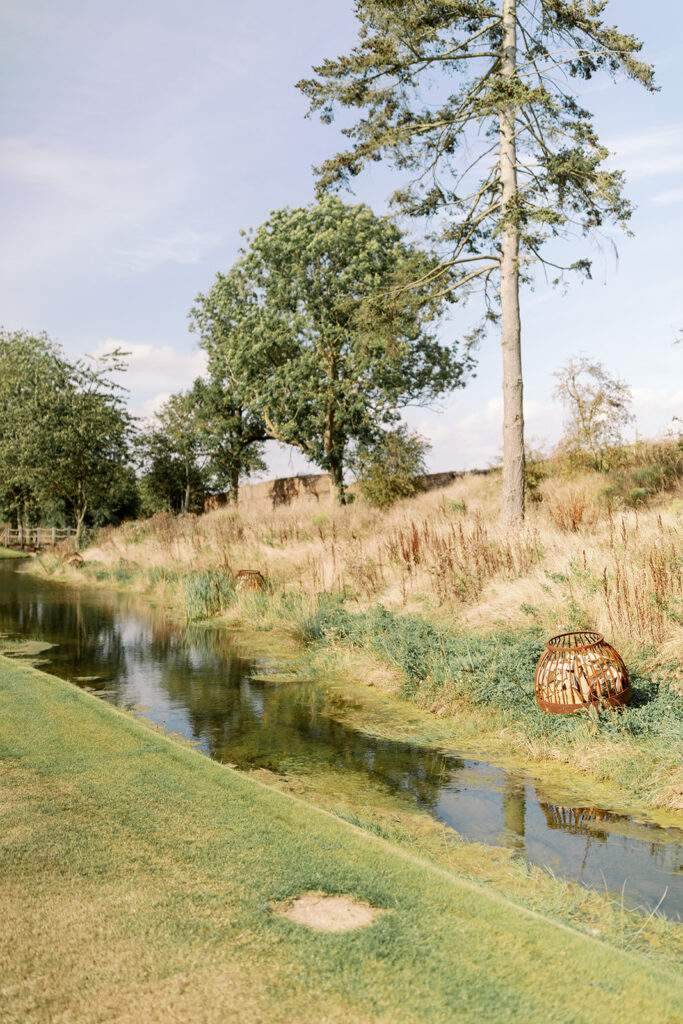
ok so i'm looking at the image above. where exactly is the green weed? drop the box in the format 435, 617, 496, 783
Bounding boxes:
183, 569, 236, 621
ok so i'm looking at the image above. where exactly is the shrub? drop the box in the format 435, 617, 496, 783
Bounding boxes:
354, 427, 430, 509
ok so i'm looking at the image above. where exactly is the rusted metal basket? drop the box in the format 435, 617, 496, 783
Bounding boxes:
234, 569, 266, 592
534, 631, 631, 714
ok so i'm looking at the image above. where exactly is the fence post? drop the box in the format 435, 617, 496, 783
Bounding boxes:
3, 526, 8, 547
52, 526, 56, 546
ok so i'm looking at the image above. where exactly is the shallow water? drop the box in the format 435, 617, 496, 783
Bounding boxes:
1, 558, 681, 919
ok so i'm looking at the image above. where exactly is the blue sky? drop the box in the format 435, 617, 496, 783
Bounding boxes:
1, 1, 681, 476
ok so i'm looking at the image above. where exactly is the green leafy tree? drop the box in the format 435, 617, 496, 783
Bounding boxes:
553, 356, 633, 471
190, 377, 267, 504
191, 197, 469, 503
0, 330, 64, 527
140, 378, 266, 513
353, 426, 430, 509
298, 0, 655, 520
142, 391, 207, 516
38, 349, 134, 546
0, 330, 134, 543
138, 445, 206, 516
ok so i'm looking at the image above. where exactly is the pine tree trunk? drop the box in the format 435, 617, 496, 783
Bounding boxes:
499, 0, 525, 522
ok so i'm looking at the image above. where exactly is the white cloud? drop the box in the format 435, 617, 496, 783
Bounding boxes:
115, 228, 221, 271
137, 392, 173, 420
650, 186, 683, 206
0, 135, 217, 278
403, 397, 558, 472
0, 135, 137, 198
632, 385, 683, 435
607, 124, 683, 180
92, 339, 207, 411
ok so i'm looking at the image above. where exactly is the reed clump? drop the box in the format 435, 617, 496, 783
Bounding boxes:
183, 569, 237, 621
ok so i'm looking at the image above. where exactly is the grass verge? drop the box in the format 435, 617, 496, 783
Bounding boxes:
1, 655, 682, 1023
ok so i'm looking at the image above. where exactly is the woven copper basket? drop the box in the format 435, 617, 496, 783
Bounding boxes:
234, 569, 266, 592
535, 631, 631, 714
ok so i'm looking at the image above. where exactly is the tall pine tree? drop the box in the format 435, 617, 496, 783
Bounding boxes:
299, 0, 655, 520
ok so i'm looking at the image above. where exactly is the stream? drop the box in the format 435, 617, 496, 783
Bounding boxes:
1, 558, 681, 920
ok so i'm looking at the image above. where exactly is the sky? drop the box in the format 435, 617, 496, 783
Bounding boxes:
1, 0, 681, 478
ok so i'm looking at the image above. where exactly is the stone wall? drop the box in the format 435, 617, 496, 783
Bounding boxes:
204, 469, 474, 514
204, 474, 335, 513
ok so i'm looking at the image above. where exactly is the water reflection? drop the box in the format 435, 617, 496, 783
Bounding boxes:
1, 558, 681, 919
541, 803, 619, 838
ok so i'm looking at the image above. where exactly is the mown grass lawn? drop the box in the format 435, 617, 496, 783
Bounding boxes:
1, 655, 681, 1024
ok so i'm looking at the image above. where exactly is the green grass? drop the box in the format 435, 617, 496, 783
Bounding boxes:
283, 599, 683, 811
0, 546, 30, 559
1, 655, 681, 1023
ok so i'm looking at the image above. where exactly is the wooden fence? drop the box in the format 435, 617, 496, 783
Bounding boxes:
1, 526, 74, 550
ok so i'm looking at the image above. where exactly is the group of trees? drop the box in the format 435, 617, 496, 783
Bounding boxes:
189, 197, 468, 504
0, 319, 643, 540
139, 378, 266, 515
139, 197, 467, 513
0, 331, 136, 544
2, 4, 660, 531
141, 1, 657, 522
298, 0, 655, 520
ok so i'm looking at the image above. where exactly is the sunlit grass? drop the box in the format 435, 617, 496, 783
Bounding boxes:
1, 655, 681, 1023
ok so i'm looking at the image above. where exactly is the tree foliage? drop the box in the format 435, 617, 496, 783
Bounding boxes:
353, 426, 430, 509
139, 378, 266, 514
0, 330, 134, 543
142, 390, 209, 517
553, 356, 633, 471
190, 377, 266, 502
191, 197, 469, 502
0, 330, 62, 526
298, 0, 655, 519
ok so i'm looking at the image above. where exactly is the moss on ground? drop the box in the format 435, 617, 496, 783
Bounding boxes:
1, 654, 682, 1023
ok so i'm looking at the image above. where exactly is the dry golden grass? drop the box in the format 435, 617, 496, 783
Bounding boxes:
84, 467, 683, 670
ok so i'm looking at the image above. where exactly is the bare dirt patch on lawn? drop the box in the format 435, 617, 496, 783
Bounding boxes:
274, 892, 384, 932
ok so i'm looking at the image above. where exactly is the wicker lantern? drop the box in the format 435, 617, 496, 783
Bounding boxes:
534, 631, 631, 714
234, 569, 266, 592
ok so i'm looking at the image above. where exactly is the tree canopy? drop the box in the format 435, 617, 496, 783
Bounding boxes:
140, 378, 267, 514
298, 0, 655, 519
190, 197, 469, 501
0, 329, 135, 543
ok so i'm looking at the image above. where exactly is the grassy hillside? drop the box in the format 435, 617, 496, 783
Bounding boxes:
37, 441, 683, 811
1, 654, 681, 1024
